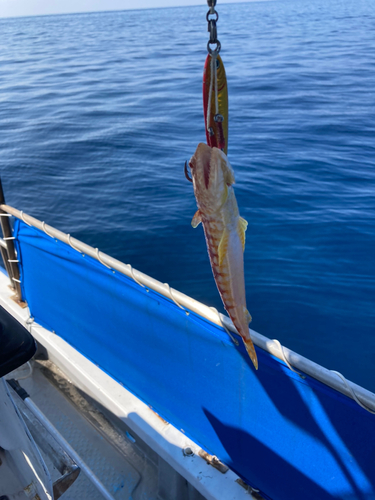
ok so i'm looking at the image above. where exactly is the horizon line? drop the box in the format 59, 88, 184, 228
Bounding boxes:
0, 0, 271, 21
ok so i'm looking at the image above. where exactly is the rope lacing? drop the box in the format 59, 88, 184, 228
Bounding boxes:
96, 248, 111, 269
42, 221, 54, 238
126, 264, 145, 288
164, 283, 186, 311
330, 370, 375, 414
273, 339, 374, 414
66, 234, 83, 253
20, 211, 31, 226
273, 339, 306, 379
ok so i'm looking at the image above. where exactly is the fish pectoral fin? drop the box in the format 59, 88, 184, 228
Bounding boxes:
221, 184, 229, 205
237, 216, 248, 252
191, 210, 202, 228
218, 228, 229, 266
244, 307, 252, 324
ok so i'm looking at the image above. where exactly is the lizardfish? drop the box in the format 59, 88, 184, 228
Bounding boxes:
186, 143, 258, 369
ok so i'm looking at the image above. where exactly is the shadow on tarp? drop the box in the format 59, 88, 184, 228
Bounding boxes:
242, 356, 375, 500
203, 408, 333, 500
13, 219, 375, 500
203, 406, 375, 500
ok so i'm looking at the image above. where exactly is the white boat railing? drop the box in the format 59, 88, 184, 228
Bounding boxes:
1, 203, 375, 414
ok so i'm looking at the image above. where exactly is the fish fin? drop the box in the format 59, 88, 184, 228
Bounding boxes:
191, 210, 202, 228
237, 217, 248, 252
224, 166, 235, 186
244, 307, 252, 324
218, 229, 229, 266
221, 183, 228, 205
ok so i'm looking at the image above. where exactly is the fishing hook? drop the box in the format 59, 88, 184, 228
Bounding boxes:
184, 161, 193, 182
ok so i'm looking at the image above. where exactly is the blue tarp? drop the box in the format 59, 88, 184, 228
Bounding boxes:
14, 220, 375, 500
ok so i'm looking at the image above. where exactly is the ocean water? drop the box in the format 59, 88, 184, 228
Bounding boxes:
0, 0, 374, 391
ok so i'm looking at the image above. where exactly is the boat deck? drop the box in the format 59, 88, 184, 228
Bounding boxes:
8, 359, 204, 500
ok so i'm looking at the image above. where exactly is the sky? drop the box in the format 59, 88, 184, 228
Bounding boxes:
0, 0, 256, 19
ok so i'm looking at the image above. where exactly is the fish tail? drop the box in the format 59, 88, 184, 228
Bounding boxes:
243, 337, 258, 370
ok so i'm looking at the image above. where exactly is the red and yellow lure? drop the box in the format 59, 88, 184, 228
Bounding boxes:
203, 53, 229, 155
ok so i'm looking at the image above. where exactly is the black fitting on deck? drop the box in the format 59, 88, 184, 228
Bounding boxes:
7, 379, 30, 401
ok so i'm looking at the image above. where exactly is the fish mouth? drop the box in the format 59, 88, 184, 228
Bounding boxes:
190, 143, 213, 189
197, 143, 212, 189
184, 161, 193, 182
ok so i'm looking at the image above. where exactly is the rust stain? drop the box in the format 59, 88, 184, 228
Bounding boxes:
236, 478, 264, 499
198, 450, 228, 474
24, 481, 42, 500
24, 482, 34, 495
149, 406, 169, 425
10, 293, 28, 308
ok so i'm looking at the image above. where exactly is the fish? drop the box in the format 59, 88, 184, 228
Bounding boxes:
187, 143, 258, 369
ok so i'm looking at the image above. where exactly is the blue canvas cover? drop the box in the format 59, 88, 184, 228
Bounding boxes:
14, 220, 375, 500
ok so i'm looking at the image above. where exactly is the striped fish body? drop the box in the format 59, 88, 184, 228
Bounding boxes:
189, 143, 258, 369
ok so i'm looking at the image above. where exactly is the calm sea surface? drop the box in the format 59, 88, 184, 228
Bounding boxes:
0, 0, 374, 391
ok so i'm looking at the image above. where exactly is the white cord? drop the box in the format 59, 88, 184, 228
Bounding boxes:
273, 339, 305, 379
20, 211, 31, 226
15, 361, 33, 380
26, 316, 35, 325
273, 339, 374, 414
163, 283, 186, 311
66, 234, 83, 254
330, 370, 375, 414
95, 248, 111, 269
42, 221, 54, 238
126, 264, 145, 288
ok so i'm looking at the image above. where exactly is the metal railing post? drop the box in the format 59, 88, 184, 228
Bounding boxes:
0, 178, 22, 301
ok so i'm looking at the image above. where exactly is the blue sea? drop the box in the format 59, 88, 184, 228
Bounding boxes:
0, 0, 374, 391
